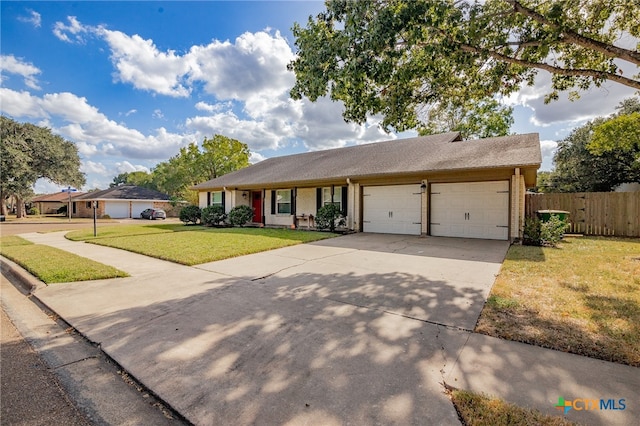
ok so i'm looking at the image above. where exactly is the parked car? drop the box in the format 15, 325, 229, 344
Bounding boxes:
140, 208, 166, 220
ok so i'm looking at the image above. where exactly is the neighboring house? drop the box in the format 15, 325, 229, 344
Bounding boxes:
31, 191, 85, 214
73, 185, 175, 219
192, 132, 541, 241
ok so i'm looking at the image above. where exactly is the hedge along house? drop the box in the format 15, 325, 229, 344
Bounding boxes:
72, 185, 175, 219
192, 132, 541, 241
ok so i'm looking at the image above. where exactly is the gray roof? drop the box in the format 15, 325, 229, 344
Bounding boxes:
193, 132, 541, 190
77, 185, 170, 201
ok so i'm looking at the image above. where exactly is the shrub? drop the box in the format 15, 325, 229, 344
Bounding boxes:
540, 214, 569, 247
201, 205, 227, 226
27, 207, 40, 216
229, 205, 254, 227
523, 215, 569, 247
180, 205, 201, 225
101, 214, 111, 219
315, 204, 346, 232
523, 217, 542, 246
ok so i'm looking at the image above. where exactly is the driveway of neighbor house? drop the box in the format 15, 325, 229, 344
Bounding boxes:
12, 232, 638, 426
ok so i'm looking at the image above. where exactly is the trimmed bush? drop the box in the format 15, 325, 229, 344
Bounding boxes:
201, 205, 227, 226
523, 217, 542, 246
27, 207, 40, 216
315, 204, 346, 232
229, 205, 253, 227
180, 205, 201, 225
523, 215, 569, 247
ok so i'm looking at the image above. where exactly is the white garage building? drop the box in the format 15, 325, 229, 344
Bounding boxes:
193, 132, 541, 241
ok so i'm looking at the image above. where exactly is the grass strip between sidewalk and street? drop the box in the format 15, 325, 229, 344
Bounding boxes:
0, 236, 128, 284
66, 224, 336, 266
476, 236, 640, 367
449, 388, 577, 426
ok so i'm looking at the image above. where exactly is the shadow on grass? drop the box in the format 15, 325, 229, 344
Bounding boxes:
477, 299, 639, 367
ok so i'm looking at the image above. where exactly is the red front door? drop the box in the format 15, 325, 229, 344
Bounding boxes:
252, 191, 262, 223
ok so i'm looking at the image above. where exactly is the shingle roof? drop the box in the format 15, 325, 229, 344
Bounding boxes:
193, 132, 541, 190
76, 185, 170, 201
32, 192, 85, 202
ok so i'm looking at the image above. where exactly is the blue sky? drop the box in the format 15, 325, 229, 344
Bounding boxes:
1, 1, 637, 193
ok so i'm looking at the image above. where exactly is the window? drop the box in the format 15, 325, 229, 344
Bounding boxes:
86, 202, 91, 209
211, 191, 223, 207
276, 190, 291, 214
322, 186, 342, 210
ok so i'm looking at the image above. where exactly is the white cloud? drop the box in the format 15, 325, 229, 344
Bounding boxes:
505, 67, 636, 128
249, 152, 266, 164
124, 109, 137, 116
539, 140, 558, 171
98, 28, 192, 97
0, 55, 42, 90
18, 10, 41, 28
53, 16, 90, 44
115, 161, 150, 174
33, 178, 64, 195
195, 101, 231, 112
152, 109, 164, 119
0, 88, 45, 117
81, 160, 108, 175
0, 88, 191, 160
48, 18, 394, 155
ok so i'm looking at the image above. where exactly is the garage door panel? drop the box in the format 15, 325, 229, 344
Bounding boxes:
430, 181, 509, 240
363, 185, 421, 235
105, 202, 129, 218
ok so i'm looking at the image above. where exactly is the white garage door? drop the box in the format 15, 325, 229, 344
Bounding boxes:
430, 181, 509, 240
363, 185, 422, 235
132, 202, 153, 218
105, 201, 130, 218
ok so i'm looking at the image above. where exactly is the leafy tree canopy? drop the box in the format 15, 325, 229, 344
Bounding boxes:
150, 134, 250, 205
289, 0, 639, 132
546, 98, 640, 192
110, 171, 155, 189
1, 116, 85, 216
419, 99, 514, 139
588, 98, 640, 162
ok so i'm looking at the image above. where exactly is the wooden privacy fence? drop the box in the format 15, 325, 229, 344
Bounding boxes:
525, 192, 640, 237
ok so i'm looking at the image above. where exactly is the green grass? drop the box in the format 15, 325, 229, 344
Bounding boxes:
66, 224, 336, 265
477, 236, 640, 366
0, 236, 128, 284
450, 389, 578, 426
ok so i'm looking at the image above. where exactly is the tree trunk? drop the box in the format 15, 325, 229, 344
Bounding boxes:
1, 191, 7, 216
15, 196, 24, 218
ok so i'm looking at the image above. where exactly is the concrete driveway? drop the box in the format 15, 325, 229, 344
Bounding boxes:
32, 233, 509, 425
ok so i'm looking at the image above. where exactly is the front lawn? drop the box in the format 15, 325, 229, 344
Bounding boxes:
0, 236, 128, 284
66, 224, 336, 265
476, 236, 640, 366
450, 388, 577, 426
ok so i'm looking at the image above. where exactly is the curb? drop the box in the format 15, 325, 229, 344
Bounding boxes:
0, 255, 47, 293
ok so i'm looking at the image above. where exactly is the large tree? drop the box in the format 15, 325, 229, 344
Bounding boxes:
0, 117, 85, 217
546, 99, 640, 192
418, 99, 514, 139
588, 98, 640, 164
110, 171, 156, 189
152, 134, 250, 205
288, 0, 640, 132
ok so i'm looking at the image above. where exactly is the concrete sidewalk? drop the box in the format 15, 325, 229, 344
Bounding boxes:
11, 231, 640, 425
